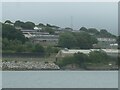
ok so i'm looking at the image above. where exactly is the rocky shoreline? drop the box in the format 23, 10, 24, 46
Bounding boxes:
2, 61, 118, 71
2, 61, 60, 70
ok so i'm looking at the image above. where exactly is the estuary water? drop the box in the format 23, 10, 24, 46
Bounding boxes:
2, 71, 118, 88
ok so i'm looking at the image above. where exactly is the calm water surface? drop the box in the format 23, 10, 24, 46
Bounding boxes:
2, 71, 118, 88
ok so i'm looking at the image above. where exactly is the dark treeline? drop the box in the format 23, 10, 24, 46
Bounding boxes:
79, 27, 116, 38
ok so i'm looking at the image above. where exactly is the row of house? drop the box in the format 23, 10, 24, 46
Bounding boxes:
10, 22, 117, 48
94, 37, 118, 49
20, 29, 117, 48
31, 35, 59, 46
15, 25, 74, 46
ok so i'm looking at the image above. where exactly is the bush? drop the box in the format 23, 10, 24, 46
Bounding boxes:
73, 52, 89, 67
89, 50, 109, 64
57, 56, 74, 67
32, 44, 45, 53
57, 52, 89, 68
57, 51, 110, 68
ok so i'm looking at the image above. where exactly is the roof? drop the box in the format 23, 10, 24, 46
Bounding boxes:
58, 49, 118, 55
61, 49, 91, 54
102, 49, 118, 53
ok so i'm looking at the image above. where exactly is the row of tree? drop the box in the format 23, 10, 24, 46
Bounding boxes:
2, 21, 119, 52
4, 20, 117, 38
2, 37, 60, 56
2, 38, 44, 53
4, 20, 58, 35
79, 27, 116, 38
4, 20, 59, 30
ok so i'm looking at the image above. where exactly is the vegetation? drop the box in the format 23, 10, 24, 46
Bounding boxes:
45, 46, 60, 56
1, 20, 118, 70
2, 24, 26, 43
58, 32, 98, 49
57, 52, 89, 68
32, 44, 45, 53
14, 20, 35, 30
79, 27, 116, 38
57, 50, 113, 68
73, 32, 98, 49
2, 38, 45, 53
58, 32, 77, 48
44, 27, 55, 34
5, 20, 13, 24
88, 50, 109, 64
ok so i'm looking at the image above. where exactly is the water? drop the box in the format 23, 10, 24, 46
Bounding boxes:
2, 71, 118, 88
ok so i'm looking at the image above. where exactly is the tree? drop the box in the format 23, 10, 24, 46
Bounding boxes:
89, 50, 109, 64
2, 38, 25, 52
2, 38, 9, 50
58, 32, 98, 49
99, 29, 116, 38
73, 52, 89, 67
23, 21, 35, 29
57, 56, 74, 67
2, 24, 26, 43
46, 46, 53, 56
88, 28, 99, 34
44, 27, 55, 34
65, 27, 73, 31
57, 52, 89, 68
58, 32, 77, 48
14, 20, 25, 27
14, 21, 35, 29
4, 20, 13, 24
73, 32, 98, 49
32, 44, 45, 53
79, 27, 88, 32
38, 23, 45, 27
100, 29, 108, 33
46, 24, 52, 27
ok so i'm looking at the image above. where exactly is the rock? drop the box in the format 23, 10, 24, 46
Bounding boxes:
2, 61, 60, 70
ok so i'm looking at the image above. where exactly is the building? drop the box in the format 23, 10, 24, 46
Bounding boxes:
31, 35, 59, 46
20, 29, 37, 38
15, 26, 23, 30
95, 37, 117, 49
97, 38, 116, 42
110, 43, 118, 49
34, 26, 41, 30
56, 49, 118, 61
20, 28, 49, 38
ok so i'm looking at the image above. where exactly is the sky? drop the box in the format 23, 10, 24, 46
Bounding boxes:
2, 2, 118, 35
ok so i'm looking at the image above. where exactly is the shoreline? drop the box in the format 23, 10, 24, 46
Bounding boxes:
2, 60, 118, 71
